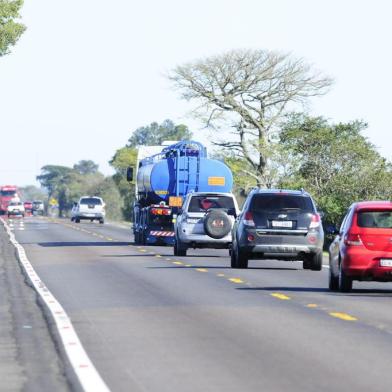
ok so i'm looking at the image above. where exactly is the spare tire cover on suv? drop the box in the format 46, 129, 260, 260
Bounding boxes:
203, 210, 231, 239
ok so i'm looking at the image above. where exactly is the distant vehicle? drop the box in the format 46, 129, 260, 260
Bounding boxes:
231, 189, 324, 270
7, 200, 25, 218
0, 185, 20, 215
174, 192, 239, 256
71, 196, 105, 224
129, 140, 234, 246
328, 201, 392, 292
24, 201, 33, 213
32, 200, 45, 215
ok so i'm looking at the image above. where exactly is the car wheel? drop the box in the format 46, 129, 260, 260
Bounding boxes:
338, 263, 352, 292
329, 268, 339, 291
99, 218, 104, 224
134, 231, 139, 244
75, 217, 80, 223
303, 258, 311, 269
71, 217, 74, 222
174, 237, 187, 256
309, 251, 322, 271
231, 245, 248, 269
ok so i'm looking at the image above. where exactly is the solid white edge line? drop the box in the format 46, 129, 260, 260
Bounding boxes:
1, 218, 110, 392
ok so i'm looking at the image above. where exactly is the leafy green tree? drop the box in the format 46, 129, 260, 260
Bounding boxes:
127, 119, 192, 147
170, 49, 332, 186
278, 114, 392, 225
109, 147, 137, 220
73, 160, 99, 175
0, 0, 25, 57
19, 185, 47, 202
88, 177, 123, 220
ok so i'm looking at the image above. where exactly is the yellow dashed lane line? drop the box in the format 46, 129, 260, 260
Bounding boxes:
329, 312, 357, 321
271, 293, 291, 300
196, 268, 208, 272
172, 261, 183, 265
228, 278, 245, 284
307, 304, 318, 308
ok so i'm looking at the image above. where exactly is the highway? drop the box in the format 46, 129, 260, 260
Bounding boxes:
3, 215, 392, 392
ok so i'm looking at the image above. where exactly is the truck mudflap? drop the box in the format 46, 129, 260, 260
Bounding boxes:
146, 231, 175, 245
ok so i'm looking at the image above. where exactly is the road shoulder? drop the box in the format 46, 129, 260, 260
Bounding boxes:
0, 225, 70, 391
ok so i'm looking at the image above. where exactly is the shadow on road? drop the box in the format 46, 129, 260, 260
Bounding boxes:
38, 241, 133, 247
147, 266, 298, 270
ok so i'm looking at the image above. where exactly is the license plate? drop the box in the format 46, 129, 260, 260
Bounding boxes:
380, 259, 392, 267
84, 213, 95, 217
272, 220, 292, 228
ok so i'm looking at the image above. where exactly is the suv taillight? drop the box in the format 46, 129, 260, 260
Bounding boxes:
344, 233, 363, 246
243, 211, 255, 227
309, 213, 321, 229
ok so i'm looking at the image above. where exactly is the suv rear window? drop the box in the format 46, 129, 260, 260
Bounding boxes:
357, 211, 392, 228
188, 195, 234, 213
250, 194, 314, 213
80, 197, 102, 205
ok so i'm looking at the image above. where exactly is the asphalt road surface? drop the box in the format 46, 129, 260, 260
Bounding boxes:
4, 215, 392, 392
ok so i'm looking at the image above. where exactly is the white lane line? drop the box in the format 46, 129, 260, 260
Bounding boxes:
0, 218, 110, 392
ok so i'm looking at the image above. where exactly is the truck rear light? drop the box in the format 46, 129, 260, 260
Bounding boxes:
309, 214, 321, 229
344, 233, 363, 246
151, 208, 172, 215
244, 211, 255, 227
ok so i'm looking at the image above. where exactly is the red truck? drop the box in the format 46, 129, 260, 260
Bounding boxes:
0, 185, 20, 215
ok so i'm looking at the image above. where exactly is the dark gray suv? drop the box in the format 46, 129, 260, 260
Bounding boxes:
231, 189, 324, 270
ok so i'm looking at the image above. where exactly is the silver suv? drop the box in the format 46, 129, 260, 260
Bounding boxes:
231, 189, 324, 270
174, 192, 239, 256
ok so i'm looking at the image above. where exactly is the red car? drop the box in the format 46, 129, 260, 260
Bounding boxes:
24, 201, 33, 213
329, 201, 392, 292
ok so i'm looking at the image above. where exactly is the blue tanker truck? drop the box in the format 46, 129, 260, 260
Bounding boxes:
127, 140, 233, 245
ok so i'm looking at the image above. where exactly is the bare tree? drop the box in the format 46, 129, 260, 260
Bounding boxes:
169, 49, 333, 186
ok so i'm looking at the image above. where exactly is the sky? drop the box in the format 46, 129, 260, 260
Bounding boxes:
0, 0, 391, 186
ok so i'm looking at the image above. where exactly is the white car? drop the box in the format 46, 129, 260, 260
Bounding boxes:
71, 196, 105, 224
174, 192, 239, 256
7, 201, 25, 217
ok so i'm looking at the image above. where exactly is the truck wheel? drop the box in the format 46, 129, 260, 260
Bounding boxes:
174, 238, 187, 256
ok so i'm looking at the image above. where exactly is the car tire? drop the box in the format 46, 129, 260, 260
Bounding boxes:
329, 268, 339, 291
310, 251, 323, 271
174, 237, 187, 256
231, 245, 248, 269
134, 231, 139, 244
75, 217, 80, 223
303, 258, 311, 269
99, 218, 104, 224
338, 263, 352, 292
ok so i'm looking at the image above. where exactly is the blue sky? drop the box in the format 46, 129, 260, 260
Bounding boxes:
0, 0, 391, 186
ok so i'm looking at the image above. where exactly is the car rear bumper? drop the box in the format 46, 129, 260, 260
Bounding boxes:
344, 250, 392, 280
178, 232, 232, 245
77, 213, 104, 219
